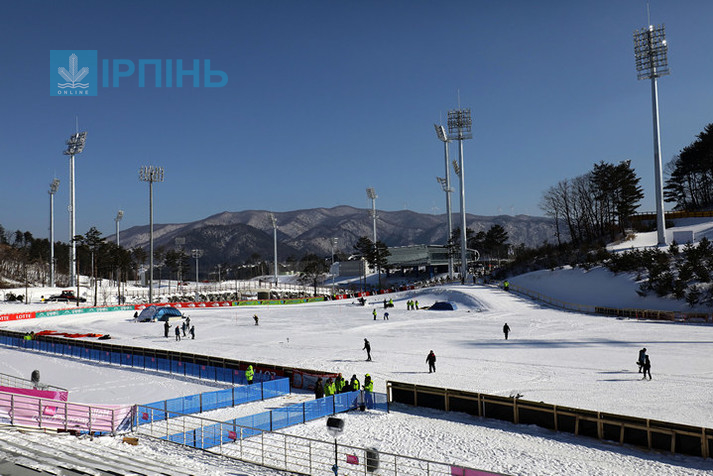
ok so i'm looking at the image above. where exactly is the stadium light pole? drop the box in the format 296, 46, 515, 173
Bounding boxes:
63, 131, 87, 287
366, 188, 378, 243
448, 108, 472, 282
192, 249, 203, 285
115, 210, 123, 295
634, 23, 670, 246
269, 213, 278, 286
139, 165, 164, 303
435, 124, 454, 280
48, 178, 60, 288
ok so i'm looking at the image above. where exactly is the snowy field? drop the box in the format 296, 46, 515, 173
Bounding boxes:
1, 274, 713, 475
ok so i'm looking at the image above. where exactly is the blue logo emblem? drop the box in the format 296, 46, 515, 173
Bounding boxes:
50, 50, 97, 96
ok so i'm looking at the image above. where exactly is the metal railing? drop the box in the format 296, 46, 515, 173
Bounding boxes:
135, 407, 504, 476
0, 371, 67, 393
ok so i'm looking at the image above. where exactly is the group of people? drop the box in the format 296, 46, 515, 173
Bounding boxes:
406, 299, 419, 310
314, 373, 373, 399
164, 318, 195, 340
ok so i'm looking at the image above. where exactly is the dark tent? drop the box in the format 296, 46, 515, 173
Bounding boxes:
429, 301, 457, 311
137, 305, 184, 322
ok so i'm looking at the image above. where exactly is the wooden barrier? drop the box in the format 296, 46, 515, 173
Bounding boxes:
387, 381, 713, 459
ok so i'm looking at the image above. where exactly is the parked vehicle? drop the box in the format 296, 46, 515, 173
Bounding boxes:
45, 290, 86, 303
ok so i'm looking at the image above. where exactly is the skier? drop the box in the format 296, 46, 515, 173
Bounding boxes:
363, 338, 372, 361
503, 323, 511, 340
426, 350, 436, 373
315, 377, 324, 399
245, 365, 254, 385
637, 348, 647, 373
642, 355, 652, 380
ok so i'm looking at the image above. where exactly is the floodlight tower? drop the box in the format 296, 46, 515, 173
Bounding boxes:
435, 124, 454, 280
447, 107, 472, 280
63, 131, 87, 287
634, 23, 670, 246
366, 188, 378, 243
191, 249, 203, 284
115, 210, 124, 246
269, 213, 278, 285
48, 178, 60, 287
139, 165, 164, 303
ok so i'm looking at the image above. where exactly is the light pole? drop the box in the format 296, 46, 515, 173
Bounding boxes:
366, 188, 377, 243
63, 131, 87, 287
435, 124, 454, 280
192, 249, 203, 286
634, 23, 669, 246
331, 237, 338, 295
448, 107, 472, 281
139, 165, 164, 303
269, 213, 279, 286
115, 210, 123, 297
48, 178, 60, 287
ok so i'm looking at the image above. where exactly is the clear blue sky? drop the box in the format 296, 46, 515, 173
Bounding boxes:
2, 1, 712, 242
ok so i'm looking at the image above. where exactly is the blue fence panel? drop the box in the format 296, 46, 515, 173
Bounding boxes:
171, 360, 185, 376
233, 386, 250, 405
81, 347, 91, 361
235, 411, 271, 433
371, 391, 389, 412
304, 396, 333, 422
121, 353, 133, 366
183, 394, 201, 414
100, 350, 111, 363
145, 356, 158, 371
133, 354, 145, 369
202, 390, 219, 412
89, 349, 100, 361
167, 431, 188, 445
110, 351, 121, 365
335, 391, 360, 413
215, 388, 233, 410
199, 365, 217, 381
185, 362, 200, 378
215, 367, 232, 384
271, 406, 295, 430
165, 396, 184, 415
247, 384, 263, 402
157, 357, 171, 373
200, 422, 223, 449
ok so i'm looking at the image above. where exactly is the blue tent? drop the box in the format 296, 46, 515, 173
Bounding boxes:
137, 305, 184, 322
429, 301, 457, 311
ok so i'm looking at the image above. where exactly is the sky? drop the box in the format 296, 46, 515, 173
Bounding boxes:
2, 1, 713, 243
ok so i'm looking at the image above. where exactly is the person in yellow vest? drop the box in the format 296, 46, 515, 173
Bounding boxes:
349, 374, 360, 391
335, 373, 345, 393
363, 373, 374, 409
245, 365, 254, 385
324, 377, 336, 397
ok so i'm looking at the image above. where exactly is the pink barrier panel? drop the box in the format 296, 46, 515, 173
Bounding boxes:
451, 467, 502, 476
0, 392, 133, 433
0, 386, 68, 401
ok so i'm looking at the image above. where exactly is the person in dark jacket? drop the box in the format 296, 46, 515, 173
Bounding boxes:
189, 325, 195, 339
642, 355, 652, 380
503, 323, 511, 340
164, 320, 170, 338
181, 321, 187, 337
175, 325, 181, 341
363, 338, 372, 361
637, 348, 647, 373
426, 350, 436, 373
315, 377, 324, 399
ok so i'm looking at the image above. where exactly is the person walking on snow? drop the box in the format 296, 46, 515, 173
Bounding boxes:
426, 350, 437, 373
189, 325, 195, 339
253, 314, 259, 325
164, 320, 170, 338
503, 323, 511, 340
642, 355, 652, 380
637, 348, 647, 373
363, 338, 372, 361
175, 325, 181, 341
181, 321, 187, 337
372, 308, 377, 320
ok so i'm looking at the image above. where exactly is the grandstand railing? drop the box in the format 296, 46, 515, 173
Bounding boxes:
0, 371, 67, 393
135, 395, 502, 476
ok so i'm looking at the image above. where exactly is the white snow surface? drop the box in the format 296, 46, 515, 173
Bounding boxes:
1, 271, 713, 474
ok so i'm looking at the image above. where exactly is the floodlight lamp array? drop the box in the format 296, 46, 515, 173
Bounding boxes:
447, 109, 472, 139
63, 132, 87, 156
116, 210, 124, 221
49, 178, 60, 194
634, 24, 669, 79
139, 165, 165, 183
366, 187, 377, 200
434, 124, 448, 142
436, 176, 453, 192
452, 159, 461, 176
191, 249, 204, 259
269, 212, 277, 227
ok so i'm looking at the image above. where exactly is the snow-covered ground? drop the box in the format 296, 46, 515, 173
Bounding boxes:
1, 277, 712, 475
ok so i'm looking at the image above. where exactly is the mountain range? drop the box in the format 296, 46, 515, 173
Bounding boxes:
112, 206, 560, 273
